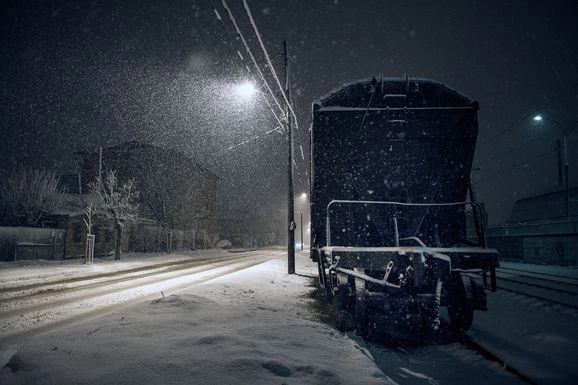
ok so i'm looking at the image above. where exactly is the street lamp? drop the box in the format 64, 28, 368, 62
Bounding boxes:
235, 81, 257, 99
532, 114, 569, 217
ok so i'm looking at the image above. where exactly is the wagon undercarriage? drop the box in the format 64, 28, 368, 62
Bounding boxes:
318, 242, 499, 334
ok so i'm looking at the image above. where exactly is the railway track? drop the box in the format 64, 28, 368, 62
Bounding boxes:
489, 266, 578, 310
361, 265, 578, 385
0, 249, 280, 345
458, 264, 578, 384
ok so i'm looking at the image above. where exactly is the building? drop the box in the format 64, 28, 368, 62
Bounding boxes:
78, 141, 218, 250
486, 188, 578, 265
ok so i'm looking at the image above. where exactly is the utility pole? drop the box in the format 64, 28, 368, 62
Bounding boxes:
284, 40, 295, 274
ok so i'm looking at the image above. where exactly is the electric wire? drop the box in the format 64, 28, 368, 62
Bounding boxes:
241, 0, 300, 131
209, 0, 307, 193
213, 126, 283, 155
208, 0, 285, 130
238, 0, 307, 191
220, 0, 288, 126
206, 0, 288, 158
475, 137, 578, 184
474, 130, 552, 167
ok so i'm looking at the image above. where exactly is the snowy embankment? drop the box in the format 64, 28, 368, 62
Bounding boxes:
0, 251, 388, 385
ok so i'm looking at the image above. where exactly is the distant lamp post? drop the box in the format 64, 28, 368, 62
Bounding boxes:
532, 114, 569, 217
296, 192, 308, 251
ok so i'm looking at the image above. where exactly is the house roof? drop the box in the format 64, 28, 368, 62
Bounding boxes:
51, 193, 92, 216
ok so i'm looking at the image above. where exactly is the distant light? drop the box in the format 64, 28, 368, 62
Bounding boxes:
299, 192, 307, 199
533, 115, 543, 122
235, 81, 257, 98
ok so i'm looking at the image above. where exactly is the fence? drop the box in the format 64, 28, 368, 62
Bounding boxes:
128, 223, 217, 253
0, 226, 65, 261
486, 217, 578, 266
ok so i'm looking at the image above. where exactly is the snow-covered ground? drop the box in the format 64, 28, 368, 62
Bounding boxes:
1, 251, 388, 385
1, 252, 577, 384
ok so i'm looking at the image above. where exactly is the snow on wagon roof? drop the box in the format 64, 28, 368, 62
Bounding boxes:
313, 76, 477, 110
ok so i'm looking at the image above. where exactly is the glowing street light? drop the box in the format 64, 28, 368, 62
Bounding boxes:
235, 81, 257, 99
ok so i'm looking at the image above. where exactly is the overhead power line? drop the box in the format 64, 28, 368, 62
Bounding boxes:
220, 0, 288, 126
208, 0, 285, 131
475, 130, 552, 167
475, 137, 578, 184
213, 126, 283, 155
207, 0, 308, 192
241, 0, 300, 131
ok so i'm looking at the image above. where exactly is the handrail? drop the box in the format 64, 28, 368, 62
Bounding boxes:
325, 199, 477, 247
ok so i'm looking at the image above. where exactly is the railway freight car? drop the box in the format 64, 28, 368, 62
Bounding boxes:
310, 77, 499, 334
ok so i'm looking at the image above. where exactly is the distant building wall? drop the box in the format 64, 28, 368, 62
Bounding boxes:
63, 215, 128, 259
488, 188, 578, 266
487, 218, 578, 266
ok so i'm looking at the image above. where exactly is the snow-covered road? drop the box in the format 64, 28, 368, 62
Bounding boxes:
0, 249, 278, 344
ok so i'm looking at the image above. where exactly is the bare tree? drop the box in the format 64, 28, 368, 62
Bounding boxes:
90, 170, 139, 260
82, 199, 98, 263
0, 168, 63, 227
82, 200, 97, 235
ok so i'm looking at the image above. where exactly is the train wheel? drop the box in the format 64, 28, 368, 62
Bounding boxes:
448, 273, 474, 332
317, 258, 334, 301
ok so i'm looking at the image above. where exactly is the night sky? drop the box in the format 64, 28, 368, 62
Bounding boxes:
1, 0, 577, 224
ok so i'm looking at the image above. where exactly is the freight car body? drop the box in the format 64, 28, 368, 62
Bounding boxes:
310, 77, 499, 334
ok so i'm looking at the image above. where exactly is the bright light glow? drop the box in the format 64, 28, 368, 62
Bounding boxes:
299, 192, 307, 200
235, 81, 257, 98
533, 115, 543, 122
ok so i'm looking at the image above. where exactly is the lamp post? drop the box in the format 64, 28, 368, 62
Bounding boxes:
533, 115, 569, 217
284, 40, 295, 274
297, 193, 307, 251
